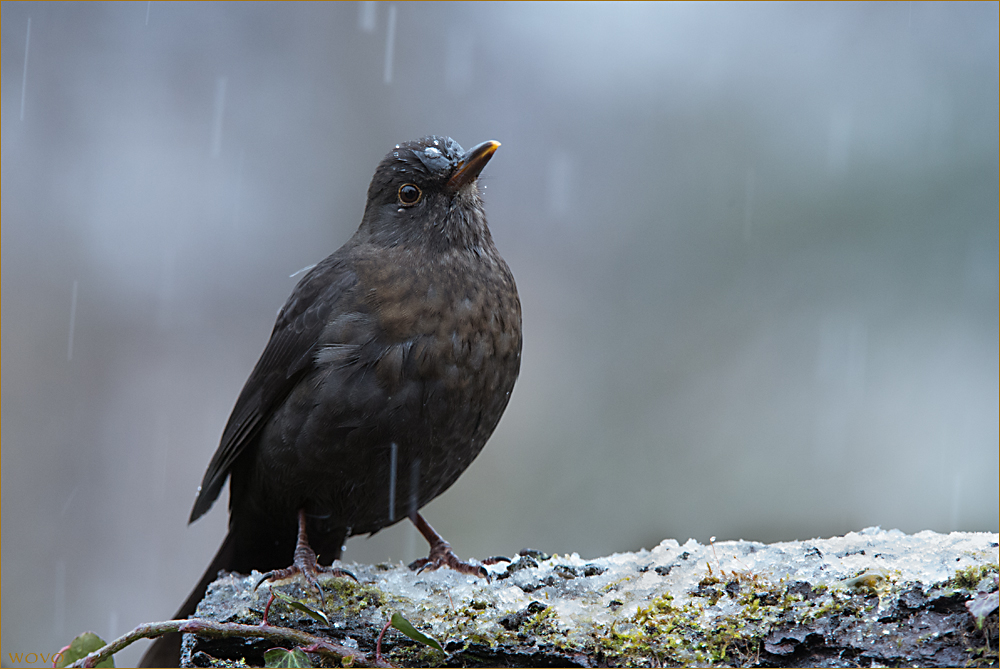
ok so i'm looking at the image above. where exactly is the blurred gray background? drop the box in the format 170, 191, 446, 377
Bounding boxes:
2, 1, 997, 665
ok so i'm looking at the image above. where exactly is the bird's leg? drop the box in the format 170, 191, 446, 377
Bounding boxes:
407, 512, 490, 581
255, 508, 356, 609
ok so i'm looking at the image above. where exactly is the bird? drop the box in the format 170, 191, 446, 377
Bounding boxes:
140, 136, 522, 666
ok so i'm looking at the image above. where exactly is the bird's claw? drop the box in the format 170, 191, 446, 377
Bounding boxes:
254, 559, 357, 610
408, 541, 491, 582
482, 555, 511, 565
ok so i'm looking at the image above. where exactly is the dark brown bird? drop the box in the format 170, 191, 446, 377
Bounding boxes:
141, 136, 521, 666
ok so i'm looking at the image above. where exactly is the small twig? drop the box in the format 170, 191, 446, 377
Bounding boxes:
67, 618, 390, 668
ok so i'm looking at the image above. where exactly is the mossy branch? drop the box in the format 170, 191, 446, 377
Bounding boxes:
66, 619, 389, 668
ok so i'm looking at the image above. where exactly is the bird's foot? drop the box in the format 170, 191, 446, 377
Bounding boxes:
254, 509, 356, 615
408, 537, 490, 581
408, 511, 493, 581
255, 546, 356, 625
255, 551, 357, 603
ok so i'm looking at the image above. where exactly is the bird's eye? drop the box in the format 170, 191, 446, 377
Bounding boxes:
398, 184, 422, 206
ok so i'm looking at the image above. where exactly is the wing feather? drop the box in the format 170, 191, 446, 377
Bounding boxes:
189, 253, 358, 523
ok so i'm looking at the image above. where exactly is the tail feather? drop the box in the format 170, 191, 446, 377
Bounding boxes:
139, 532, 236, 667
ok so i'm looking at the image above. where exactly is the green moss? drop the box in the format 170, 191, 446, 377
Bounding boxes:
698, 564, 723, 587
524, 605, 558, 636
385, 642, 444, 668
604, 575, 634, 593
949, 563, 999, 590
966, 645, 999, 668
591, 586, 767, 667
310, 577, 395, 620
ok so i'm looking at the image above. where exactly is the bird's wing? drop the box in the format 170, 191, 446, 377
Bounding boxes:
189, 252, 359, 523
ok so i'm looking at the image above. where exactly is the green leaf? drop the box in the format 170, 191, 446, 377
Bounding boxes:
55, 632, 114, 668
264, 647, 313, 667
390, 612, 444, 652
271, 588, 331, 625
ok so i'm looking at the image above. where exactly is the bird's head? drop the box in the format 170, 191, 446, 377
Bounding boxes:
358, 136, 500, 251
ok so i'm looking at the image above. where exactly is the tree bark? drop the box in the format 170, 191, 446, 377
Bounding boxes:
180, 528, 998, 667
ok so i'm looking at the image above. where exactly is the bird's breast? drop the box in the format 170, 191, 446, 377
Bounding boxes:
359, 249, 521, 394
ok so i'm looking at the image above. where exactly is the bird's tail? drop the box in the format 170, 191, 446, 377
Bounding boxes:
138, 531, 236, 667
